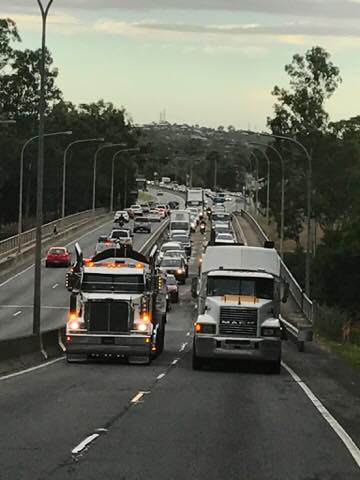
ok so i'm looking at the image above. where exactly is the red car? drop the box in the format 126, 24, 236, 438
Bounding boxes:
45, 247, 71, 267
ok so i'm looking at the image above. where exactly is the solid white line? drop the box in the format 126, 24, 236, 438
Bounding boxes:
0, 305, 67, 310
52, 283, 59, 289
0, 356, 65, 382
71, 433, 100, 455
157, 373, 166, 380
179, 342, 188, 352
0, 218, 112, 289
13, 310, 22, 317
282, 361, 360, 469
171, 358, 180, 365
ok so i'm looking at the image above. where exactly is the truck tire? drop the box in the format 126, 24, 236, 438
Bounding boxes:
192, 342, 203, 370
267, 358, 281, 374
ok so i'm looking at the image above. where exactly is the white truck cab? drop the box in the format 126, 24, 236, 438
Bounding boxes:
191, 245, 288, 373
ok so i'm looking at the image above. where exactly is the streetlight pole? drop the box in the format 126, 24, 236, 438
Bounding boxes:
245, 140, 285, 258
242, 130, 312, 295
18, 131, 72, 252
110, 148, 140, 212
250, 146, 271, 225
249, 151, 259, 215
33, 0, 55, 335
92, 143, 124, 212
62, 138, 104, 218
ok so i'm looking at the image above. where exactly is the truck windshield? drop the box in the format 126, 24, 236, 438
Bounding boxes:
171, 222, 188, 230
82, 273, 145, 293
207, 276, 274, 300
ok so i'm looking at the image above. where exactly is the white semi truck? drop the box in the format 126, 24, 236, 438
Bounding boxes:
191, 244, 288, 373
65, 244, 167, 365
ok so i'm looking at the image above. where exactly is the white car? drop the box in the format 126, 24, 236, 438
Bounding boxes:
109, 229, 133, 246
215, 232, 235, 244
158, 242, 184, 262
130, 204, 143, 217
113, 210, 129, 222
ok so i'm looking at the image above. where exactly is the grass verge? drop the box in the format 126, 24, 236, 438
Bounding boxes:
317, 336, 360, 370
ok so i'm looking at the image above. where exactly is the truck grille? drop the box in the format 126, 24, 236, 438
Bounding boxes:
89, 300, 130, 333
219, 307, 258, 337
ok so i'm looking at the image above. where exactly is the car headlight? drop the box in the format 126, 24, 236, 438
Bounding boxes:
195, 323, 216, 334
261, 327, 281, 337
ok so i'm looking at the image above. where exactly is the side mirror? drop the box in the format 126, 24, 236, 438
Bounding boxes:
191, 277, 198, 299
282, 282, 290, 303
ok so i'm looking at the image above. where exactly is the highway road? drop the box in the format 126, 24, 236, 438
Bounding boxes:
0, 191, 183, 340
0, 193, 359, 479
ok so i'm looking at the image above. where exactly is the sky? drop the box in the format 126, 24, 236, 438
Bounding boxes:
1, 1, 360, 129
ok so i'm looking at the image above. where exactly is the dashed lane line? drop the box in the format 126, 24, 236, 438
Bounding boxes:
13, 310, 22, 317
156, 373, 166, 380
179, 342, 188, 352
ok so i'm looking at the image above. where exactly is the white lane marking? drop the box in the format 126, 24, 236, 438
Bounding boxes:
13, 310, 22, 317
179, 342, 188, 352
186, 331, 191, 337
156, 373, 166, 380
131, 391, 149, 404
171, 358, 180, 365
71, 433, 100, 455
52, 283, 59, 289
282, 361, 360, 469
0, 218, 113, 289
0, 356, 65, 382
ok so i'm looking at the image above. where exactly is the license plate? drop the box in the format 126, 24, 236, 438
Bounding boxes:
225, 340, 253, 350
102, 337, 115, 345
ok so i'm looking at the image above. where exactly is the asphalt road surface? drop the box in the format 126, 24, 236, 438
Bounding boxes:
0, 193, 359, 479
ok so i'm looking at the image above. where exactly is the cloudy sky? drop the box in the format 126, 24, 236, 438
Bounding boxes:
1, 0, 360, 128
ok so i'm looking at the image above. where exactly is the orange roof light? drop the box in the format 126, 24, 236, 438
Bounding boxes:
195, 323, 202, 333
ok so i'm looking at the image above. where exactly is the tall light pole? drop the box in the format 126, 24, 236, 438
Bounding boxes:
62, 137, 104, 218
249, 151, 259, 215
250, 146, 271, 225
33, 0, 55, 335
110, 147, 140, 212
242, 130, 312, 295
92, 143, 124, 212
18, 131, 72, 252
245, 140, 285, 258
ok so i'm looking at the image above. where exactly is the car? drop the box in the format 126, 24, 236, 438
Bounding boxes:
148, 209, 162, 222
133, 217, 151, 233
169, 232, 192, 257
130, 204, 143, 217
158, 241, 184, 262
157, 191, 164, 196
163, 250, 189, 277
109, 229, 133, 246
214, 232, 236, 244
159, 257, 187, 284
94, 237, 117, 255
125, 207, 135, 219
168, 201, 179, 210
166, 274, 179, 303
140, 203, 150, 214
155, 207, 167, 219
157, 204, 169, 216
45, 246, 71, 267
113, 210, 129, 223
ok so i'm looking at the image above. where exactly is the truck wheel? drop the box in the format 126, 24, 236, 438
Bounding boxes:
192, 342, 203, 370
268, 359, 281, 374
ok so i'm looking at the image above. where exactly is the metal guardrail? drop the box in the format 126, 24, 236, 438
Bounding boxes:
140, 219, 170, 256
0, 208, 107, 259
239, 210, 314, 325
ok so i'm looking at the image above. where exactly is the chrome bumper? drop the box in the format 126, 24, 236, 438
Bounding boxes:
194, 335, 281, 362
66, 333, 151, 357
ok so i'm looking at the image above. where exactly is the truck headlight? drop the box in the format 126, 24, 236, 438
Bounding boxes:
195, 323, 216, 334
67, 319, 85, 332
137, 323, 148, 333
261, 327, 281, 337
177, 268, 184, 274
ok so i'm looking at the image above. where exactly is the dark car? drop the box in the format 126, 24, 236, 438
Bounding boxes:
133, 217, 151, 233
166, 274, 179, 303
168, 201, 179, 210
